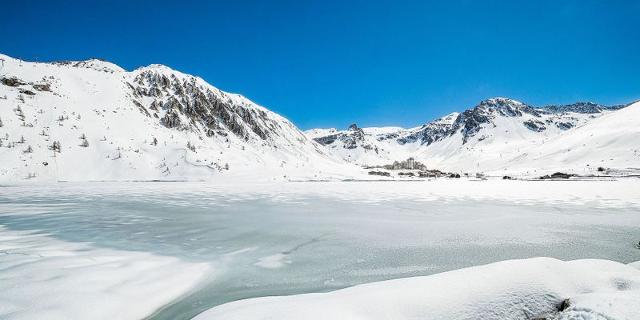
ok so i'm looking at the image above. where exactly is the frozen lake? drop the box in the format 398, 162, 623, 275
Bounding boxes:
1, 180, 639, 320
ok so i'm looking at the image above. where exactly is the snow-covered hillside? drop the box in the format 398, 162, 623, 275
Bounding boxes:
505, 100, 640, 174
1, 53, 635, 181
0, 54, 358, 182
308, 98, 638, 176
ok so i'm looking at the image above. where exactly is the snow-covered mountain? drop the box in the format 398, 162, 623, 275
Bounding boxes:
1, 53, 636, 181
0, 54, 358, 182
307, 97, 638, 176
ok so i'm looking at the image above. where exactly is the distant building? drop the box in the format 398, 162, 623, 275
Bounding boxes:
383, 157, 426, 171
406, 157, 416, 169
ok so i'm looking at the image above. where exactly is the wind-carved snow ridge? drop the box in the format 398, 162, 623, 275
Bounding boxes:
308, 97, 639, 176
194, 257, 640, 320
0, 53, 358, 182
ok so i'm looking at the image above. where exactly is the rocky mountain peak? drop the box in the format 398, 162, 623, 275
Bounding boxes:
474, 97, 538, 117
479, 97, 524, 107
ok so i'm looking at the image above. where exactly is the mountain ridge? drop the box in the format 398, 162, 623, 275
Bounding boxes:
2, 53, 638, 181
0, 53, 357, 182
306, 97, 638, 175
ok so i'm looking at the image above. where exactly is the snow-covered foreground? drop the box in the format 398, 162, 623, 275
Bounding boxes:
195, 257, 640, 320
1, 180, 639, 320
0, 226, 210, 320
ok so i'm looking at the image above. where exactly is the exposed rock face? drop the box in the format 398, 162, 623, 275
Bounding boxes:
314, 123, 367, 149
160, 110, 181, 129
129, 68, 275, 142
543, 102, 626, 114
1, 77, 26, 87
451, 98, 542, 143
523, 120, 546, 132
555, 122, 574, 130
32, 83, 51, 92
397, 113, 458, 146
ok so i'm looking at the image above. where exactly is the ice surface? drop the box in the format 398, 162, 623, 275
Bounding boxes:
0, 226, 210, 320
1, 180, 640, 319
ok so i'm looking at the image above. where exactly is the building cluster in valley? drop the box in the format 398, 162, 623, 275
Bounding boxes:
366, 157, 462, 178
381, 157, 425, 170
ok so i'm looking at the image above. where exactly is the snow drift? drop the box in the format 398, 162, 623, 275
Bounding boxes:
194, 257, 640, 320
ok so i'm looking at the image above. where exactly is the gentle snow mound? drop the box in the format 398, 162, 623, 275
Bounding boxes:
194, 257, 640, 320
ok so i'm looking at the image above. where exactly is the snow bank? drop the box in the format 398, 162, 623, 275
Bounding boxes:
0, 226, 210, 320
194, 257, 640, 320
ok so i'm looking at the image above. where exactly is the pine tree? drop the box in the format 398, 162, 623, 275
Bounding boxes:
50, 141, 61, 153
15, 106, 25, 121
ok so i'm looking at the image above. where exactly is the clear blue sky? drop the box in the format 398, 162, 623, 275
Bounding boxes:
1, 1, 639, 129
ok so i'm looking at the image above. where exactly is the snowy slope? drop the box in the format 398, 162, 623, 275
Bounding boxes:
418, 99, 639, 175
308, 98, 636, 176
503, 100, 640, 174
194, 257, 640, 320
0, 54, 359, 182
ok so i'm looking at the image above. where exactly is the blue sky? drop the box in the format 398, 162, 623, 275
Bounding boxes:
1, 1, 639, 129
